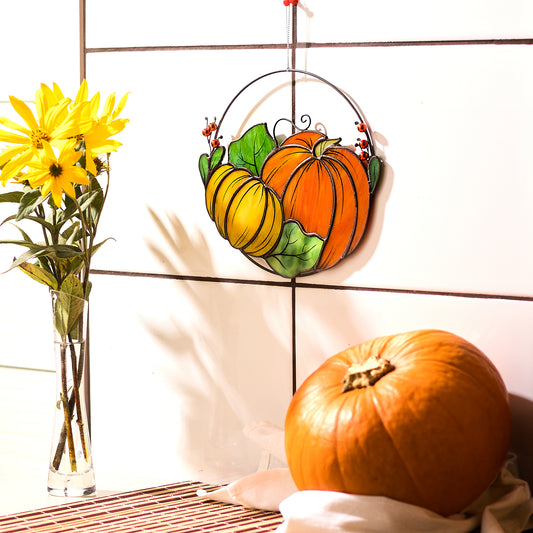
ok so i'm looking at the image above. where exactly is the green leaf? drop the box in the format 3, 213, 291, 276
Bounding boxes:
57, 194, 78, 224
78, 189, 101, 213
88, 177, 104, 223
60, 274, 84, 298
16, 189, 46, 220
368, 156, 382, 193
265, 221, 324, 278
210, 146, 225, 170
8, 244, 83, 272
0, 213, 17, 227
17, 261, 58, 289
53, 280, 86, 339
228, 123, 274, 176
17, 215, 55, 234
13, 224, 35, 245
0, 191, 23, 203
57, 255, 84, 280
199, 146, 226, 186
199, 153, 209, 185
61, 221, 81, 244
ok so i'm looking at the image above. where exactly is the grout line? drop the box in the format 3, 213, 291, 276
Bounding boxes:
89, 269, 533, 303
84, 38, 533, 55
0, 364, 54, 374
90, 268, 293, 288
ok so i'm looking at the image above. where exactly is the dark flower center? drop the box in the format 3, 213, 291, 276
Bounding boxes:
30, 128, 51, 149
49, 163, 62, 177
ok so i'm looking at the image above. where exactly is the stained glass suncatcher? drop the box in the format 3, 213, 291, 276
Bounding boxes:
199, 70, 381, 278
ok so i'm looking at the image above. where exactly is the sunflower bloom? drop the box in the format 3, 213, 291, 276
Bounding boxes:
0, 83, 92, 185
24, 140, 90, 207
74, 80, 129, 176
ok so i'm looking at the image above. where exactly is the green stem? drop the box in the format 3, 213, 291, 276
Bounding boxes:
68, 339, 89, 462
52, 343, 85, 471
72, 196, 92, 295
59, 342, 77, 472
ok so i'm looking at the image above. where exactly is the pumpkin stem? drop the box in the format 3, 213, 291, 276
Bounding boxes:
313, 137, 341, 158
342, 355, 395, 392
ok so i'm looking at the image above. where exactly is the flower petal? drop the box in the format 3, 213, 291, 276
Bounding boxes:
75, 80, 89, 105
65, 166, 90, 185
43, 98, 70, 135
101, 93, 115, 120
0, 149, 34, 184
9, 96, 38, 130
0, 129, 30, 144
52, 82, 65, 101
52, 101, 93, 138
40, 139, 56, 161
0, 116, 31, 135
111, 92, 130, 120
0, 144, 27, 166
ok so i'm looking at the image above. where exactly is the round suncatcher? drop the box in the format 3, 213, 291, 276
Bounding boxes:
198, 69, 382, 278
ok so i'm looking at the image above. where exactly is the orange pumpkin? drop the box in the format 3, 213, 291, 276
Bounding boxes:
261, 130, 370, 270
284, 329, 511, 516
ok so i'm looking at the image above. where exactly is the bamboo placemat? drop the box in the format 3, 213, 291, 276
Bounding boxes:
0, 481, 284, 532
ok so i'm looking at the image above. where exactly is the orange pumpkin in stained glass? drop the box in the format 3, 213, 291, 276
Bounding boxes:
261, 130, 371, 270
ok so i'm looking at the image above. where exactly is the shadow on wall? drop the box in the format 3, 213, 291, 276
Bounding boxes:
142, 207, 290, 483
510, 394, 533, 489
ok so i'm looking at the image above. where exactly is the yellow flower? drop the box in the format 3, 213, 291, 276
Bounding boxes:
74, 80, 129, 176
0, 83, 92, 185
24, 140, 90, 208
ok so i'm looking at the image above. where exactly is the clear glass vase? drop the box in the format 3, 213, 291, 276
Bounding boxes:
47, 290, 96, 497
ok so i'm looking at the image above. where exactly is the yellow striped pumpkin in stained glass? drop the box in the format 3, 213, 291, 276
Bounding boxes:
205, 164, 283, 257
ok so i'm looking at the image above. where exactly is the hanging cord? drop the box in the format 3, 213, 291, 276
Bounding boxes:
284, 0, 298, 70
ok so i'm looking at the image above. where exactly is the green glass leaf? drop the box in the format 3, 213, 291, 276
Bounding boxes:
199, 153, 209, 185
210, 146, 225, 170
228, 123, 275, 176
266, 221, 324, 278
200, 146, 226, 186
368, 156, 382, 193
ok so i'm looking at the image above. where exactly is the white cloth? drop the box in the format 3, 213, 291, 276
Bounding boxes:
197, 468, 297, 511
276, 456, 533, 533
197, 422, 533, 533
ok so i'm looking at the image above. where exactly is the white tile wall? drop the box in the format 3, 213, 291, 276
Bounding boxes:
88, 274, 293, 484
297, 0, 533, 43
0, 1, 79, 98
0, 0, 532, 515
295, 44, 533, 296
85, 0, 289, 48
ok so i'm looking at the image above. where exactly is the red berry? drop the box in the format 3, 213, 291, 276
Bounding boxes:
290, 0, 298, 4
357, 123, 367, 133
360, 139, 369, 149
202, 128, 210, 137
209, 122, 217, 132
283, 0, 290, 5
360, 150, 369, 160
211, 139, 220, 148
